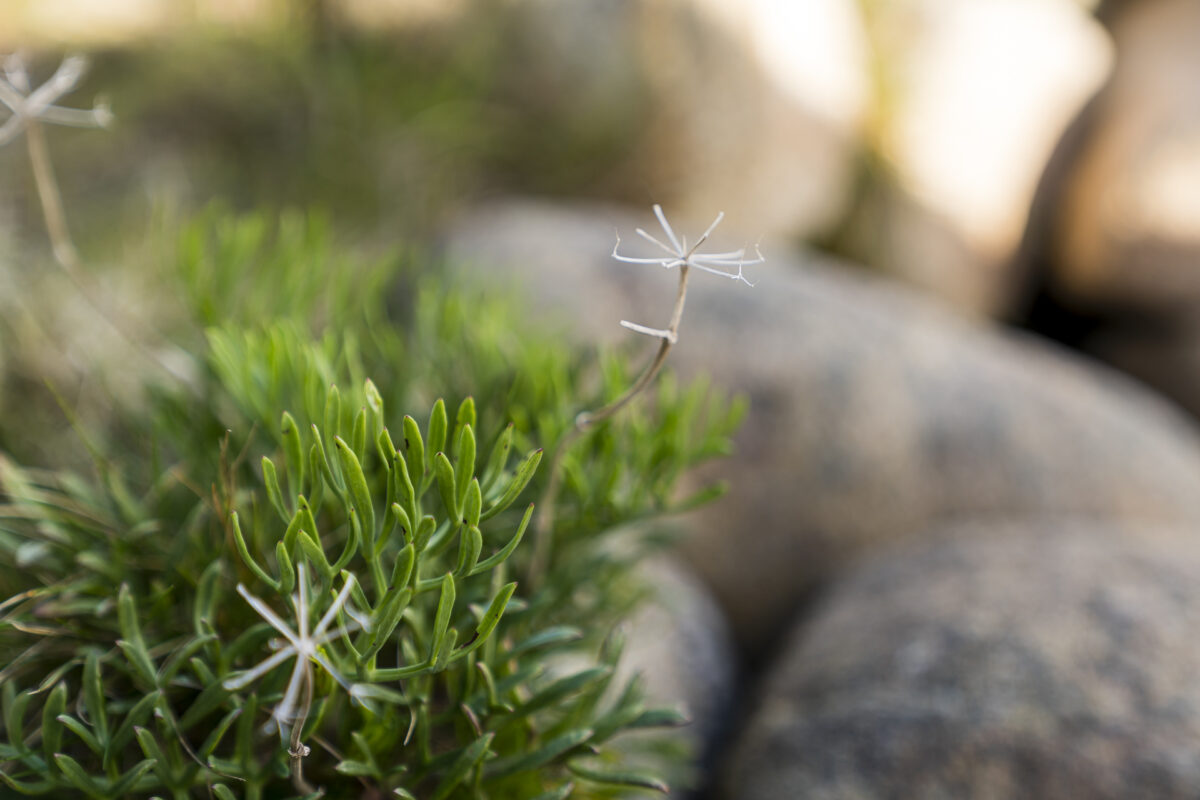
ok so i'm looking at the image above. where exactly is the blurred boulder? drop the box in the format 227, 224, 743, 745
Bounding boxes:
1016, 0, 1200, 425
544, 553, 736, 795
1051, 0, 1200, 314
724, 522, 1200, 799
848, 0, 1111, 316
638, 0, 871, 240
443, 199, 1200, 658
623, 556, 737, 782
443, 0, 869, 240
629, 556, 737, 749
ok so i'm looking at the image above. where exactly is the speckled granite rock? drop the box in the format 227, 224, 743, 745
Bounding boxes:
724, 522, 1200, 799
624, 556, 737, 761
443, 200, 1200, 658
546, 554, 736, 797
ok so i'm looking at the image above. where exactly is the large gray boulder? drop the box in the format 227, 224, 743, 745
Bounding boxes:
443, 199, 1200, 657
724, 521, 1200, 799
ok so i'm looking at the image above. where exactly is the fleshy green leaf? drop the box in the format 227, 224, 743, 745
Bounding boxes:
431, 732, 493, 800
427, 400, 448, 470
41, 682, 67, 763
567, 760, 668, 793
481, 423, 514, 494
230, 512, 279, 591
107, 758, 157, 798
82, 652, 109, 745
335, 436, 375, 548
117, 585, 157, 685
454, 525, 483, 578
463, 478, 482, 528
401, 415, 425, 487
486, 729, 593, 778
429, 574, 456, 662
454, 425, 476, 509
261, 456, 289, 523
281, 410, 305, 500
434, 452, 460, 520
481, 448, 543, 521
352, 407, 368, 463
52, 753, 104, 797
473, 504, 534, 575
456, 582, 516, 659
276, 541, 295, 594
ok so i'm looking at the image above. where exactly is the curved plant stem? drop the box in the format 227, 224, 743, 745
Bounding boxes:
25, 119, 184, 381
289, 675, 316, 795
530, 264, 691, 584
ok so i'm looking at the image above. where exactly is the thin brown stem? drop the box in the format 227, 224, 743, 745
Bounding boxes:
25, 120, 78, 271
529, 264, 691, 584
289, 670, 316, 795
25, 119, 185, 381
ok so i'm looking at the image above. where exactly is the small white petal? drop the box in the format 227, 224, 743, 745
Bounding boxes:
689, 211, 725, 253
688, 262, 756, 286
620, 320, 677, 343
689, 253, 765, 267
236, 584, 300, 645
0, 80, 23, 114
612, 253, 679, 266
3, 53, 30, 93
25, 57, 86, 115
0, 116, 24, 147
343, 603, 371, 633
222, 645, 297, 690
690, 248, 745, 260
313, 573, 356, 637
36, 104, 108, 129
635, 227, 678, 256
295, 564, 310, 640
311, 622, 359, 647
311, 650, 353, 690
268, 658, 310, 736
653, 204, 683, 253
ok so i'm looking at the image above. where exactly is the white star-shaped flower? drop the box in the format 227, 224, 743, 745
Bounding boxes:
224, 564, 361, 736
611, 204, 761, 340
0, 53, 113, 148
612, 204, 761, 285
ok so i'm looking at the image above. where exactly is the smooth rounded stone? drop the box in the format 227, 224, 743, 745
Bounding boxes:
442, 199, 1200, 657
623, 555, 737, 761
724, 522, 1200, 800
449, 0, 867, 240
639, 0, 870, 239
548, 555, 737, 795
1050, 0, 1200, 313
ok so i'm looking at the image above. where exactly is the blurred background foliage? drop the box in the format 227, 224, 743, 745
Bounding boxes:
12, 0, 1199, 461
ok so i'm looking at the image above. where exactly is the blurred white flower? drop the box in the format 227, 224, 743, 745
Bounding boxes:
224, 564, 361, 736
0, 53, 112, 148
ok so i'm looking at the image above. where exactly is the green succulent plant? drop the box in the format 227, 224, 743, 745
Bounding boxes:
0, 210, 744, 798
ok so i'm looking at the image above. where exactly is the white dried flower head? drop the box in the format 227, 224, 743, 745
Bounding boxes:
0, 53, 112, 148
611, 204, 761, 341
224, 564, 362, 737
612, 204, 761, 286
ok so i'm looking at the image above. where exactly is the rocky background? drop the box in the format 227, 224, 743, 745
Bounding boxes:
7, 0, 1200, 797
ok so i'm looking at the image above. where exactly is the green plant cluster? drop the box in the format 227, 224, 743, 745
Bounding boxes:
0, 210, 743, 798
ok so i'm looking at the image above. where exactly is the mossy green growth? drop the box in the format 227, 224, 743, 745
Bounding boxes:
0, 210, 743, 798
